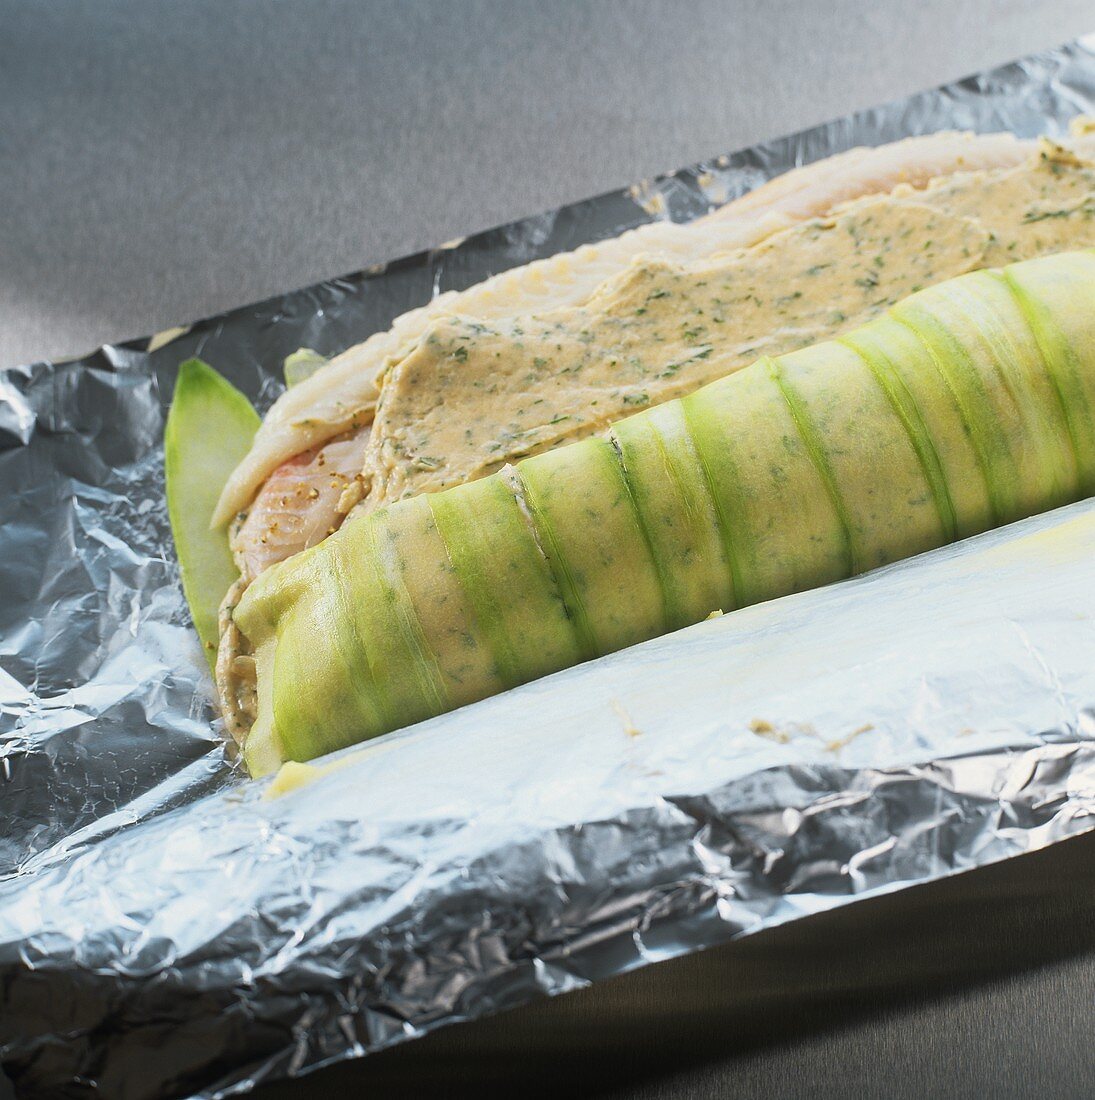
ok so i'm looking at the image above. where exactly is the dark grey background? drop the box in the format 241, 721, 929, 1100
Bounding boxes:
3, 2, 1095, 1097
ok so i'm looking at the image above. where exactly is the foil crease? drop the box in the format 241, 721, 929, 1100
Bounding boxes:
3, 34, 1095, 1099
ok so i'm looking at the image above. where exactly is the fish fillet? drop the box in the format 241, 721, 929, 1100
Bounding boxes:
230, 434, 368, 581
212, 128, 1041, 528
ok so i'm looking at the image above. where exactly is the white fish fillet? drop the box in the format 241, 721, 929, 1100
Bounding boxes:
212, 128, 1041, 527
231, 434, 368, 581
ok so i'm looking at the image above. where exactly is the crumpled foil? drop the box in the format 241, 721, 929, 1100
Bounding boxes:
3, 34, 1095, 1100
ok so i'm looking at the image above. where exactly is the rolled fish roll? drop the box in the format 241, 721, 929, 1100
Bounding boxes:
234, 250, 1095, 775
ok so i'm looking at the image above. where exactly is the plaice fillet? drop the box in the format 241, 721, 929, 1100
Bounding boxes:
230, 435, 367, 580
212, 129, 1044, 531
360, 138, 1095, 510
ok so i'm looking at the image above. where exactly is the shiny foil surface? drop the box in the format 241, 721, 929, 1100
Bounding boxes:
3, 35, 1095, 1100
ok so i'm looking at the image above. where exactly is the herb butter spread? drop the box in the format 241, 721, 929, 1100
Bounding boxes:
217, 128, 1086, 528
362, 142, 1095, 509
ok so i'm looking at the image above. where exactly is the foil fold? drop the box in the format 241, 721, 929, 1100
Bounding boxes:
3, 33, 1095, 1099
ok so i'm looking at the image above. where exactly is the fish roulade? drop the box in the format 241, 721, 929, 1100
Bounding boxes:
232, 250, 1095, 774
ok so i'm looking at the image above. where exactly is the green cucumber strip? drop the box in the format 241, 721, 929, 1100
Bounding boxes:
891, 307, 1019, 525
359, 512, 451, 722
283, 347, 329, 388
164, 358, 260, 669
765, 357, 859, 576
607, 431, 683, 632
511, 468, 600, 662
426, 488, 528, 689
838, 334, 958, 543
1000, 270, 1092, 491
678, 389, 747, 610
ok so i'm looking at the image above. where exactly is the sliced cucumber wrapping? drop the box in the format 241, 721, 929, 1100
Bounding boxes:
165, 359, 260, 669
